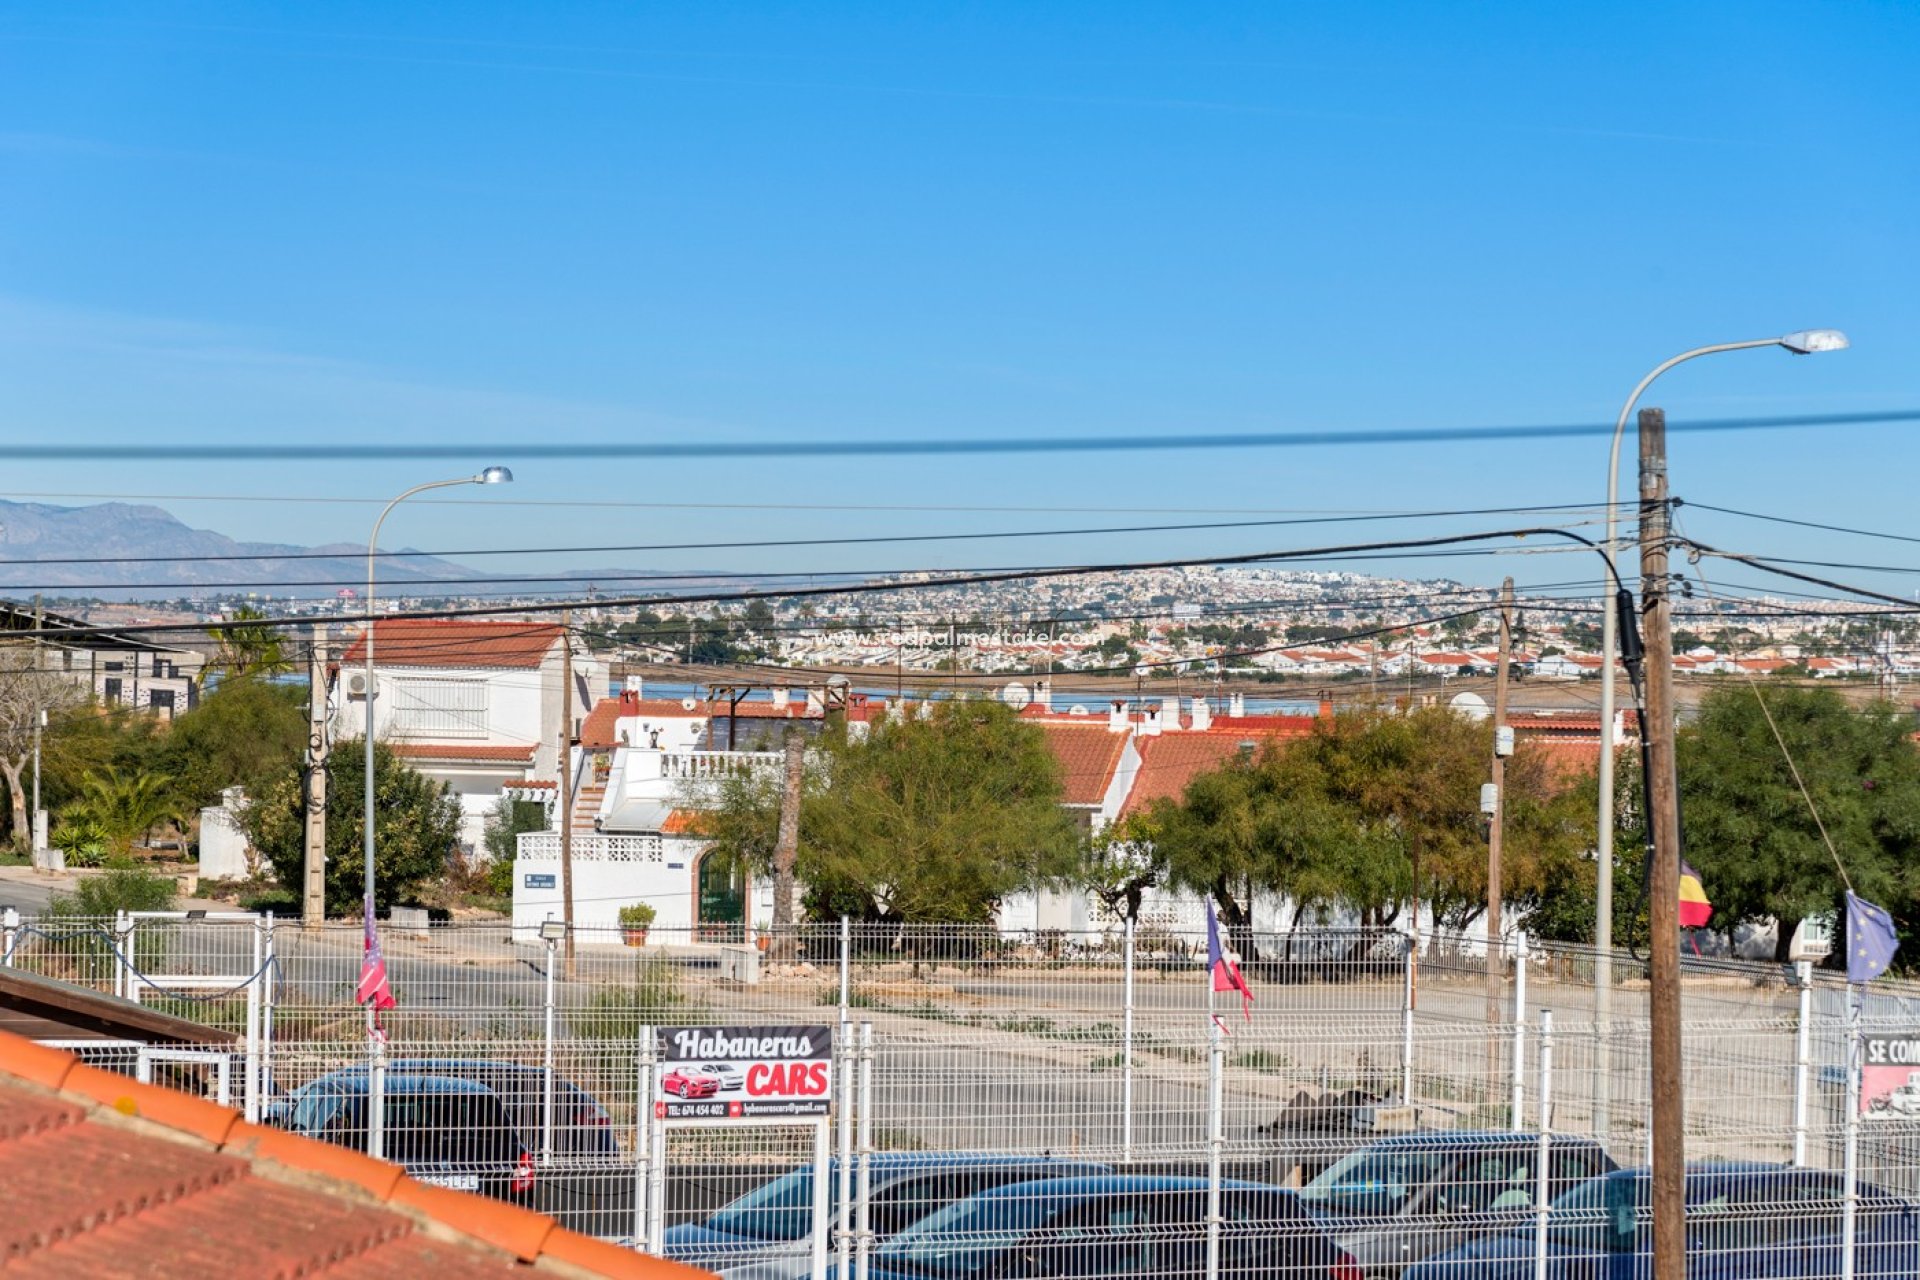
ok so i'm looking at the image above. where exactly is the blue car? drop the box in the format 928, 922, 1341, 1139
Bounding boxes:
1405, 1163, 1920, 1279
847, 1174, 1361, 1278
1299, 1130, 1615, 1276
662, 1152, 1110, 1271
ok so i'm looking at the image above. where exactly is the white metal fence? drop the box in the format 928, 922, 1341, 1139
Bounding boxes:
6, 912, 1916, 1278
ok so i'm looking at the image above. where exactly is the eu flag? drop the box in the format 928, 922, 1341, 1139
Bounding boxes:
1846, 891, 1899, 985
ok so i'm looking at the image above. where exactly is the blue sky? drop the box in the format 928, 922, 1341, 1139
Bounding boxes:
0, 2, 1915, 603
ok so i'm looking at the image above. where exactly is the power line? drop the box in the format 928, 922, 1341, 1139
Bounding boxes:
0, 502, 1609, 568
4, 408, 1918, 461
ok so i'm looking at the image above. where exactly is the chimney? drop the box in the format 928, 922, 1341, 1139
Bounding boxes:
1318, 698, 1334, 720
1161, 696, 1181, 731
1108, 699, 1129, 733
1229, 691, 1246, 718
1034, 678, 1052, 712
771, 688, 791, 710
619, 687, 640, 711
805, 688, 826, 715
1191, 697, 1212, 731
1142, 704, 1162, 737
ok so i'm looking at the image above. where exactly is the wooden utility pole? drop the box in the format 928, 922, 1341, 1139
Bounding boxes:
303, 626, 330, 928
1485, 577, 1514, 1030
1639, 408, 1685, 1280
559, 610, 577, 977
771, 729, 805, 950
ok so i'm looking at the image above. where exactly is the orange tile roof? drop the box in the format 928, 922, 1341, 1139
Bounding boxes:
1121, 726, 1315, 817
389, 743, 536, 763
581, 696, 713, 748
1036, 722, 1132, 806
661, 809, 711, 835
339, 620, 565, 670
0, 1032, 712, 1279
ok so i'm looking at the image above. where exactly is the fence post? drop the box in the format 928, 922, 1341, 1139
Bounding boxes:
243, 916, 263, 1124
839, 915, 852, 1024
1400, 923, 1416, 1103
1842, 986, 1861, 1280
648, 1034, 669, 1260
541, 932, 558, 1162
854, 1022, 875, 1280
1532, 1009, 1553, 1280
2, 905, 17, 966
368, 1035, 387, 1162
260, 918, 278, 1105
835, 1024, 855, 1265
1510, 930, 1528, 1129
1205, 1024, 1224, 1280
113, 910, 132, 998
809, 1112, 831, 1280
633, 1025, 657, 1252
1792, 960, 1813, 1167
1122, 914, 1136, 1163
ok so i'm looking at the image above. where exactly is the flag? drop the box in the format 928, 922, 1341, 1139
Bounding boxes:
357, 897, 397, 1013
1206, 899, 1254, 1021
1677, 860, 1713, 929
1847, 891, 1900, 985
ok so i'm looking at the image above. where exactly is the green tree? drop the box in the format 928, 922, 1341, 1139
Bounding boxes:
1674, 686, 1920, 961
246, 739, 462, 915
61, 771, 189, 855
703, 702, 1079, 923
148, 677, 307, 812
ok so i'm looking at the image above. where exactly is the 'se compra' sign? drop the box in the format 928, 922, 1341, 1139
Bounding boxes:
654, 1025, 834, 1121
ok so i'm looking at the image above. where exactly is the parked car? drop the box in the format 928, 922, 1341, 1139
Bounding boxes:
662, 1068, 722, 1099
664, 1153, 1110, 1271
268, 1059, 627, 1235
845, 1174, 1362, 1279
1298, 1130, 1616, 1276
1403, 1163, 1920, 1279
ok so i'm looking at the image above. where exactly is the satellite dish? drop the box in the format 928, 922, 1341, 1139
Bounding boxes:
1001, 682, 1032, 710
681, 697, 698, 711
1067, 704, 1089, 716
1450, 691, 1491, 722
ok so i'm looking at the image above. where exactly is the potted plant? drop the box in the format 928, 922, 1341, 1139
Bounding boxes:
754, 919, 773, 953
618, 902, 656, 947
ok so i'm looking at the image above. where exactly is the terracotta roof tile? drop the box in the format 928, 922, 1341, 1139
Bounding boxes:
339, 620, 564, 670
1037, 722, 1131, 806
389, 743, 537, 764
0, 1031, 715, 1279
1122, 725, 1316, 817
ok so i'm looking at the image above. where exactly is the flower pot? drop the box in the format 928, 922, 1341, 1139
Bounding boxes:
755, 934, 771, 953
623, 927, 649, 947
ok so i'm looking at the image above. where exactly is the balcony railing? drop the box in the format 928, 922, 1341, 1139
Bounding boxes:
659, 749, 781, 781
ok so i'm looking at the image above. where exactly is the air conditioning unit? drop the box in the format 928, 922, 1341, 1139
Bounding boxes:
345, 671, 371, 699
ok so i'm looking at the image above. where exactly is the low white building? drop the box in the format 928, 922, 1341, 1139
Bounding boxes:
330, 618, 606, 852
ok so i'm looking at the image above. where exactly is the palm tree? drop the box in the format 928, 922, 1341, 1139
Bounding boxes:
64, 772, 189, 855
209, 606, 293, 680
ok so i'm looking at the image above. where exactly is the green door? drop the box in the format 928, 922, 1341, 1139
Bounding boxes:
696, 852, 746, 942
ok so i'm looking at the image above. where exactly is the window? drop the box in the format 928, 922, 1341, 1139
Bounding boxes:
387, 677, 488, 738
103, 678, 123, 704
149, 690, 176, 714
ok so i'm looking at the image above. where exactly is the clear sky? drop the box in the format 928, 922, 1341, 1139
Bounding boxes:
0, 2, 1915, 604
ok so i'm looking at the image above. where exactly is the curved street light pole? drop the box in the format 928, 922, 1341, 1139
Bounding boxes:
1594, 330, 1846, 1142
362, 468, 513, 1032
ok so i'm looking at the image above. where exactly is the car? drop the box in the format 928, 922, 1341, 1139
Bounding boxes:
662, 1153, 1111, 1272
692, 1063, 746, 1093
268, 1059, 627, 1235
1403, 1163, 1920, 1279
1298, 1131, 1616, 1276
662, 1067, 721, 1099
841, 1174, 1362, 1279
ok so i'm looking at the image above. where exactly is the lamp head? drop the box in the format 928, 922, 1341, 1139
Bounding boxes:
1778, 329, 1849, 355
475, 465, 514, 485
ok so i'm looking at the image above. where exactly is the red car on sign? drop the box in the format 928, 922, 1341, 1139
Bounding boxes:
662, 1069, 720, 1099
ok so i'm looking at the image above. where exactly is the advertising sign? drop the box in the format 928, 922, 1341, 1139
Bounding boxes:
1861, 1034, 1920, 1118
654, 1024, 833, 1122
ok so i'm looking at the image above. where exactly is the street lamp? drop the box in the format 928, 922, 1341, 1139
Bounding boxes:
360, 468, 513, 1008
1592, 331, 1846, 1130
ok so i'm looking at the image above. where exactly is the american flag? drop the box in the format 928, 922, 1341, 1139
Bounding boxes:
357, 897, 396, 1014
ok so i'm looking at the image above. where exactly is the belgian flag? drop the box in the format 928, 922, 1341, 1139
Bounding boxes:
1678, 860, 1713, 928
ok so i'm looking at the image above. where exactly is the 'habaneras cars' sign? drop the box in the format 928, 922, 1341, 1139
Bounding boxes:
653, 1025, 833, 1121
